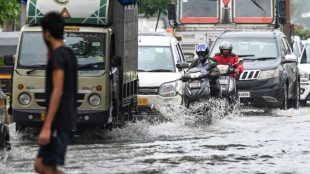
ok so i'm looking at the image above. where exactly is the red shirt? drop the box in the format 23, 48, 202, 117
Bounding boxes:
213, 53, 244, 78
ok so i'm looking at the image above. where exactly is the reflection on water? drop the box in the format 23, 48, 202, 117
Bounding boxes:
1, 103, 310, 174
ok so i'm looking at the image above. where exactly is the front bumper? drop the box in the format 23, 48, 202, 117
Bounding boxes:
300, 81, 310, 101
237, 78, 283, 107
12, 109, 110, 128
137, 94, 182, 108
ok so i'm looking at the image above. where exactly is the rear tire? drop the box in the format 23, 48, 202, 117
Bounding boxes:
280, 84, 288, 110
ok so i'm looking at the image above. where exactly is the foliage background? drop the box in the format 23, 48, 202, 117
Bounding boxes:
0, 0, 20, 27
291, 0, 310, 40
138, 0, 172, 16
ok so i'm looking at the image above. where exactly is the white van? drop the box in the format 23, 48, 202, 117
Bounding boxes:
137, 33, 186, 110
299, 38, 310, 106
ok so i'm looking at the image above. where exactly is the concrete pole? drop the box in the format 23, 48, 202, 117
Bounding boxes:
20, 2, 27, 27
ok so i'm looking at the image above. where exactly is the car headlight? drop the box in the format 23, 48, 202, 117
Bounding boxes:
19, 93, 31, 105
159, 81, 177, 97
89, 94, 101, 106
258, 69, 279, 80
300, 71, 309, 82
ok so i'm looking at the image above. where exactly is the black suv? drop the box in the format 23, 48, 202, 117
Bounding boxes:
210, 30, 300, 109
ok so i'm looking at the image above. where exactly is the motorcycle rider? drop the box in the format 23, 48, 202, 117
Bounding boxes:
213, 41, 244, 78
188, 43, 221, 98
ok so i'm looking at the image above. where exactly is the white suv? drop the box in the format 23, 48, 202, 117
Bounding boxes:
299, 38, 310, 105
137, 33, 186, 111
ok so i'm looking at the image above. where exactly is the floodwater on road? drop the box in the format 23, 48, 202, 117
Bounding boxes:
1, 103, 310, 174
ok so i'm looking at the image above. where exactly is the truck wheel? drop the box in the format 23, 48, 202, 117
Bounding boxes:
280, 84, 288, 110
0, 124, 11, 150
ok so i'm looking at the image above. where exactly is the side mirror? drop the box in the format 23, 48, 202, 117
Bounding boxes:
284, 54, 297, 63
176, 62, 189, 70
111, 56, 121, 67
238, 58, 244, 64
278, 0, 287, 24
168, 4, 176, 21
4, 55, 14, 66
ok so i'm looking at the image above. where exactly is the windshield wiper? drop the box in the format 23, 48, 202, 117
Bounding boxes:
26, 65, 46, 74
238, 55, 255, 58
147, 69, 173, 72
78, 62, 103, 70
255, 57, 276, 60
251, 0, 265, 12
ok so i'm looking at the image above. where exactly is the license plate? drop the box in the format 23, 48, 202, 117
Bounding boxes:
189, 82, 201, 88
238, 91, 250, 98
138, 98, 148, 106
41, 113, 46, 121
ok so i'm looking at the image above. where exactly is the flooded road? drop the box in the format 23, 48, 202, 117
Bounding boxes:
1, 105, 310, 174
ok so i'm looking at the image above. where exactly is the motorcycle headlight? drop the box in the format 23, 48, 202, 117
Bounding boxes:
258, 69, 279, 80
229, 78, 235, 92
159, 81, 177, 97
19, 93, 31, 105
300, 71, 309, 82
89, 94, 101, 106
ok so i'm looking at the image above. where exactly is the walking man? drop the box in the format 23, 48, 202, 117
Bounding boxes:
34, 12, 77, 174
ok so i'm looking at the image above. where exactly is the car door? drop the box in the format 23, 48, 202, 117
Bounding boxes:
281, 36, 298, 99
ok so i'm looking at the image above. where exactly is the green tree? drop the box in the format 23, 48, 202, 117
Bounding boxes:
139, 0, 173, 16
0, 0, 20, 27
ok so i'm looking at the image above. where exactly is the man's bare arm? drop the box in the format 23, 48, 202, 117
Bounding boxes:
38, 68, 64, 145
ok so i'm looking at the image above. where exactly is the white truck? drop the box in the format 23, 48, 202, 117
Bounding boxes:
5, 0, 138, 131
168, 0, 291, 62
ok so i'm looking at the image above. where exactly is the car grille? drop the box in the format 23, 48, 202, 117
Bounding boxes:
239, 70, 260, 80
34, 93, 84, 107
138, 87, 158, 95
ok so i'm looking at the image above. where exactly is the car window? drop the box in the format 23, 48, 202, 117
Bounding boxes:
138, 46, 176, 72
281, 38, 290, 55
292, 42, 300, 58
300, 44, 310, 64
283, 38, 293, 53
177, 43, 186, 62
175, 43, 185, 63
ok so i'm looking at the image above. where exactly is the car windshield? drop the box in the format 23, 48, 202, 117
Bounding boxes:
210, 38, 278, 60
181, 0, 218, 18
300, 44, 310, 64
18, 32, 106, 70
138, 46, 175, 72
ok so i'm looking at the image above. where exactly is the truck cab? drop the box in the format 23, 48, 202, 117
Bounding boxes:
10, 0, 138, 131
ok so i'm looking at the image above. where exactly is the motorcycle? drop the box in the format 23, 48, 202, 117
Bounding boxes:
181, 67, 212, 108
176, 63, 214, 124
217, 58, 243, 108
